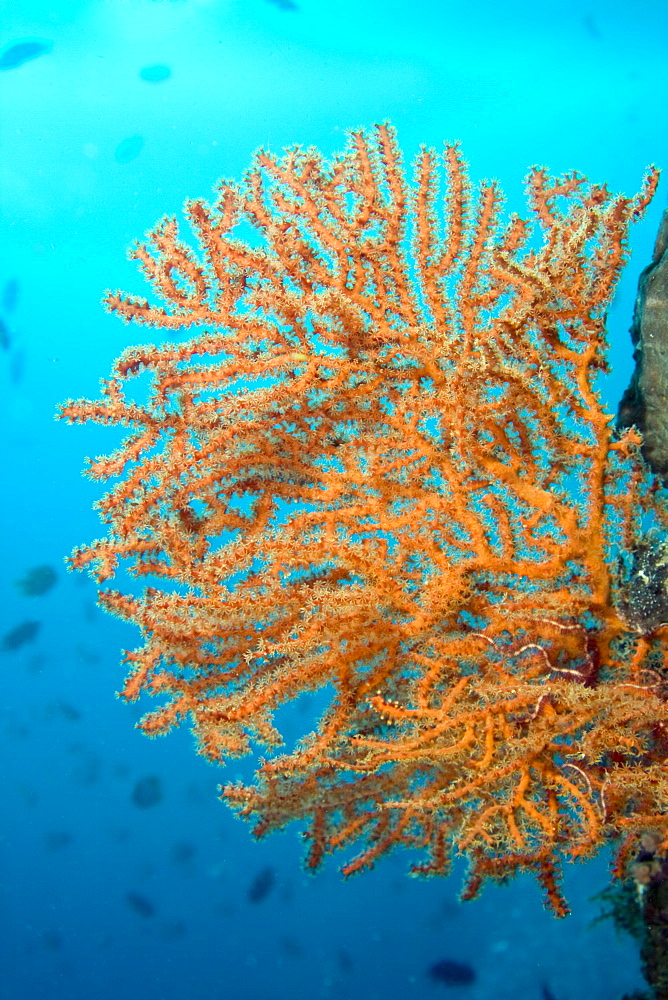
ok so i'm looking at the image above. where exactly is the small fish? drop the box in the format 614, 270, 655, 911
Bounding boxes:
582, 14, 602, 39
47, 701, 81, 722
0, 318, 10, 350
131, 774, 163, 808
2, 620, 40, 651
140, 64, 171, 83
428, 958, 476, 986
247, 866, 276, 903
0, 40, 52, 71
160, 921, 186, 940
171, 840, 196, 865
279, 936, 304, 958
2, 278, 19, 312
45, 831, 73, 851
115, 135, 144, 164
126, 891, 154, 918
41, 930, 63, 950
10, 348, 24, 384
16, 564, 57, 596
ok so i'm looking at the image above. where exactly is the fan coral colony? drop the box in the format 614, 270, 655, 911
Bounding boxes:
59, 125, 668, 916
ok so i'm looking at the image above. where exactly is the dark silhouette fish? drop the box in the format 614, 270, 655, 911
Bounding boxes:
47, 701, 81, 722
126, 892, 154, 918
247, 866, 276, 903
428, 958, 476, 986
0, 318, 10, 350
16, 564, 57, 596
0, 40, 52, 70
45, 831, 73, 851
2, 620, 40, 651
131, 775, 163, 808
171, 840, 196, 865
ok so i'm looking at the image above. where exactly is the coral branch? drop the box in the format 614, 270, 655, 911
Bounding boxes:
59, 124, 667, 914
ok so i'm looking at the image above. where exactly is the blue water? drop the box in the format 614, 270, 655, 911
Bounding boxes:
1, 1, 666, 998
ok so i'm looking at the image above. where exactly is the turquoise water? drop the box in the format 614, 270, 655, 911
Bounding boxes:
1, 1, 667, 997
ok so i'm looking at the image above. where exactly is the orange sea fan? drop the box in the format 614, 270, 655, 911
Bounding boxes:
59, 124, 668, 915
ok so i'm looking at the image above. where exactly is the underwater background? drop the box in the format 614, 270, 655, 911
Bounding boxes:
1, 1, 667, 998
